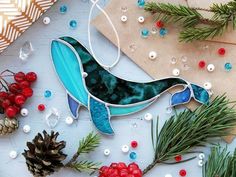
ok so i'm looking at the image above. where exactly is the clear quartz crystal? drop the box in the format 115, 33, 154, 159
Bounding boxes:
19, 41, 34, 61
45, 108, 60, 129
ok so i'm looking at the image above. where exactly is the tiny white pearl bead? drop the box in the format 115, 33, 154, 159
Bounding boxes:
172, 68, 180, 76
23, 125, 31, 133
104, 149, 110, 156
121, 15, 128, 22
165, 174, 173, 177
9, 151, 18, 159
21, 108, 29, 117
138, 16, 145, 23
144, 113, 153, 121
149, 51, 157, 60
198, 153, 205, 160
43, 17, 51, 25
203, 82, 212, 90
208, 89, 214, 96
82, 72, 88, 78
198, 160, 204, 167
65, 116, 74, 125
207, 64, 215, 72
121, 145, 130, 153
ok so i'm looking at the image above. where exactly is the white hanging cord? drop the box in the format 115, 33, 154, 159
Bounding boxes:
88, 0, 121, 69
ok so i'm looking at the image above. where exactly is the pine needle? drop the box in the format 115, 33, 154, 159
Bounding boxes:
71, 161, 101, 173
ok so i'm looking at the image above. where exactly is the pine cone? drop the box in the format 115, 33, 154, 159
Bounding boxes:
0, 118, 18, 135
22, 131, 67, 177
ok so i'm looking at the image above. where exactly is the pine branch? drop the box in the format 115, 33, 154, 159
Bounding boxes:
143, 95, 236, 175
70, 161, 101, 173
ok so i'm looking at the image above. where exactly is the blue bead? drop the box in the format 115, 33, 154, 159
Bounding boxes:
137, 0, 145, 8
129, 152, 137, 160
141, 28, 149, 38
224, 62, 232, 71
44, 90, 52, 98
69, 20, 77, 29
60, 5, 67, 14
159, 28, 168, 37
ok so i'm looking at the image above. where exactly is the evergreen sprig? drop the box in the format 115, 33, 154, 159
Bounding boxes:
70, 161, 101, 173
203, 146, 236, 177
143, 95, 236, 175
144, 1, 236, 42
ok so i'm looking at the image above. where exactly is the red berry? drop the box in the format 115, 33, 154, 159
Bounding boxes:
15, 94, 26, 106
198, 60, 206, 69
128, 163, 139, 173
0, 91, 9, 99
156, 20, 164, 28
26, 72, 37, 82
110, 163, 118, 169
19, 81, 31, 89
100, 166, 109, 175
218, 48, 226, 55
117, 162, 127, 170
5, 106, 17, 118
13, 104, 21, 114
8, 93, 16, 103
38, 104, 45, 111
9, 83, 21, 94
132, 169, 142, 177
1, 99, 11, 109
14, 72, 25, 82
175, 155, 182, 162
120, 169, 129, 177
22, 87, 33, 97
179, 169, 187, 177
131, 141, 138, 148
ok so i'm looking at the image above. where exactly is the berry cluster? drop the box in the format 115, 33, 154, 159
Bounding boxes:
0, 71, 37, 119
99, 162, 142, 177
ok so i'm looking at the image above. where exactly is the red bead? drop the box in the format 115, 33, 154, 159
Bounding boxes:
22, 87, 33, 97
5, 106, 17, 118
218, 48, 226, 55
131, 141, 138, 148
198, 60, 206, 69
38, 104, 45, 111
15, 94, 26, 106
26, 72, 37, 82
179, 169, 187, 177
175, 155, 182, 162
156, 20, 164, 28
14, 72, 25, 83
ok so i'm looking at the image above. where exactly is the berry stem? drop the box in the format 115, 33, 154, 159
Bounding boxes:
1, 69, 15, 75
142, 159, 160, 175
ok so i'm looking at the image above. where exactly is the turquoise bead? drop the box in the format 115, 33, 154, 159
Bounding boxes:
224, 62, 232, 71
69, 20, 77, 29
129, 152, 137, 160
141, 28, 149, 38
159, 28, 168, 37
44, 90, 52, 98
137, 0, 145, 8
60, 5, 67, 14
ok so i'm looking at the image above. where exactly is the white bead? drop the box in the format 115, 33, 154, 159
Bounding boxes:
23, 125, 31, 133
65, 116, 74, 125
144, 113, 153, 121
9, 151, 18, 159
208, 89, 214, 96
121, 15, 128, 22
138, 16, 145, 23
165, 174, 173, 177
104, 149, 110, 156
203, 82, 212, 90
82, 72, 88, 78
149, 51, 157, 60
172, 68, 180, 76
43, 17, 51, 25
198, 160, 204, 167
198, 153, 205, 160
21, 108, 28, 117
121, 145, 130, 153
207, 64, 215, 72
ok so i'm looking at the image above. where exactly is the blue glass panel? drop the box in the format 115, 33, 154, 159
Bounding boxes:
171, 87, 191, 106
67, 94, 80, 118
191, 84, 209, 104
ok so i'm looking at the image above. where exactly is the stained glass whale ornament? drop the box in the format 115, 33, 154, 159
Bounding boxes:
50, 37, 210, 135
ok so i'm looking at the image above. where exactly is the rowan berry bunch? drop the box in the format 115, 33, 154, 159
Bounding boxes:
99, 162, 142, 177
0, 70, 37, 119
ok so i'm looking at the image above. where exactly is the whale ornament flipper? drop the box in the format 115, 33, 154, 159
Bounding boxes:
67, 94, 81, 119
191, 84, 210, 105
89, 97, 114, 135
171, 86, 191, 106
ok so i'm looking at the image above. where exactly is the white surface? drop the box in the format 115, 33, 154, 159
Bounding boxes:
0, 0, 235, 177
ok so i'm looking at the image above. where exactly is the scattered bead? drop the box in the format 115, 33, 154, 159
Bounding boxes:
140, 28, 150, 38
198, 60, 206, 69
198, 160, 204, 167
121, 145, 130, 153
69, 20, 77, 29
59, 5, 67, 14
208, 90, 214, 96
172, 68, 180, 76
207, 64, 215, 72
203, 82, 212, 90
9, 150, 18, 159
151, 27, 158, 34
65, 116, 74, 125
144, 113, 153, 121
43, 17, 50, 25
166, 107, 173, 114
138, 16, 145, 23
182, 64, 190, 71
129, 152, 137, 160
181, 56, 188, 63
218, 48, 226, 56
44, 90, 52, 98
131, 122, 138, 128
175, 155, 182, 162
129, 43, 137, 52
156, 20, 164, 28
82, 72, 88, 78
104, 149, 110, 156
121, 15, 128, 22
131, 141, 138, 148
38, 104, 45, 112
198, 153, 205, 160
121, 6, 128, 12
165, 174, 173, 177
179, 169, 187, 177
23, 125, 31, 133
148, 51, 157, 60
224, 62, 232, 72
20, 108, 28, 117
137, 0, 145, 8
170, 57, 177, 64
159, 28, 168, 37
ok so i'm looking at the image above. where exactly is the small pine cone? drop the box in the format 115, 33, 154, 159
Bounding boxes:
22, 131, 67, 177
0, 118, 19, 135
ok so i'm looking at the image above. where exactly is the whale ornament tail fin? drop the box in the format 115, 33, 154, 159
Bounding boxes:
171, 84, 210, 106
